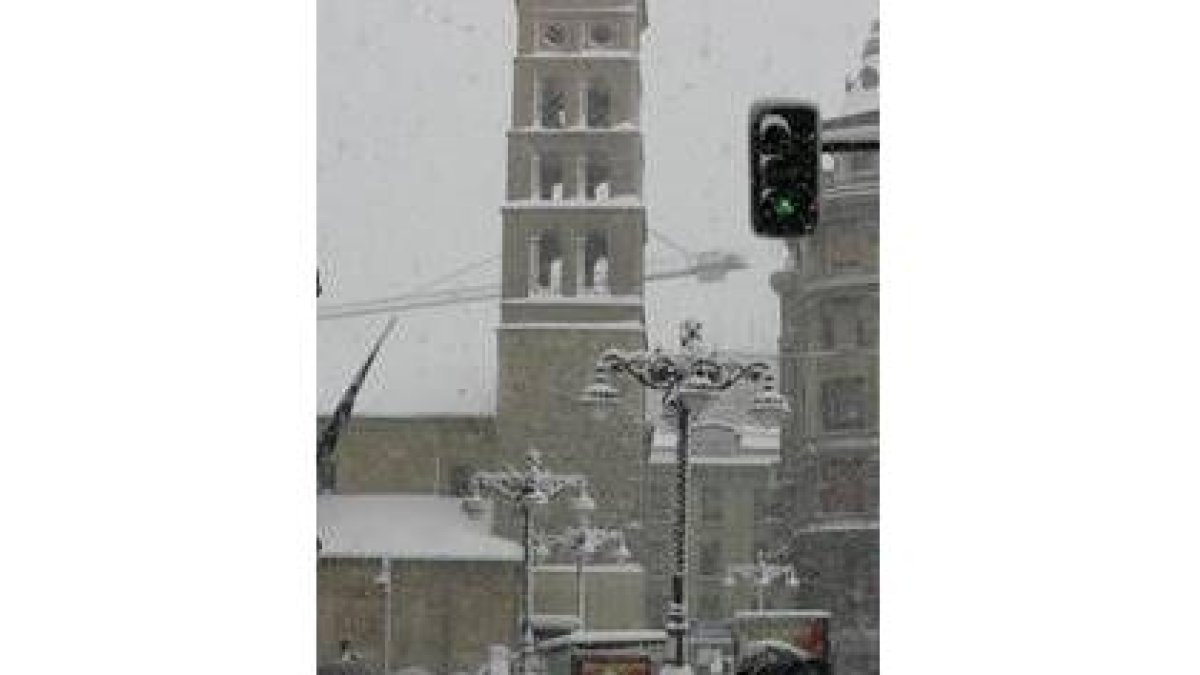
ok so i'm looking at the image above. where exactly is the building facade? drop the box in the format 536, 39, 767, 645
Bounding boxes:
769, 18, 880, 675
317, 495, 523, 674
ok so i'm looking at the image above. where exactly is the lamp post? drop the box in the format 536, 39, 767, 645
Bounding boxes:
535, 508, 631, 631
723, 549, 800, 612
373, 558, 392, 674
580, 319, 788, 674
462, 450, 593, 675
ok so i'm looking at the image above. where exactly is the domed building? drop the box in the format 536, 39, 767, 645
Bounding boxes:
769, 18, 879, 675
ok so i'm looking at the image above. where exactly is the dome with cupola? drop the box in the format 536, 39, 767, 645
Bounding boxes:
840, 18, 879, 117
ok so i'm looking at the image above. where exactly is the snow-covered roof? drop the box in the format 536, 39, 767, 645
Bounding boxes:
535, 563, 644, 574
539, 630, 667, 651
531, 614, 583, 630
795, 517, 879, 534
318, 494, 522, 561
734, 610, 832, 620
648, 450, 778, 466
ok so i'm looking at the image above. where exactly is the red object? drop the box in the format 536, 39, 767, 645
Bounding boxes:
576, 655, 652, 675
794, 620, 828, 659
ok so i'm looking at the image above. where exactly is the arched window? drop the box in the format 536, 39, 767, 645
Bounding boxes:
538, 153, 565, 201
540, 78, 568, 128
533, 230, 564, 295
582, 230, 609, 294
585, 153, 611, 200
586, 80, 612, 128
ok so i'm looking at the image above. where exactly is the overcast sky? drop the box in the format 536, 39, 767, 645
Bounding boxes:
318, 0, 878, 415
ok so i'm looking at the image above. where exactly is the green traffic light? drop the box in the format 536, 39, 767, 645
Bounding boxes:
774, 195, 796, 217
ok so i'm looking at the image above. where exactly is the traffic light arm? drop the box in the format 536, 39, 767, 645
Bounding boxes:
822, 140, 879, 152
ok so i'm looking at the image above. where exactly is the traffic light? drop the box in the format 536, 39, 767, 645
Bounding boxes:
749, 100, 821, 237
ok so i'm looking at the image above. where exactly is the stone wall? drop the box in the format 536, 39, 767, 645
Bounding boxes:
644, 462, 780, 626
318, 558, 521, 674
532, 564, 648, 629
496, 327, 648, 535
323, 416, 502, 495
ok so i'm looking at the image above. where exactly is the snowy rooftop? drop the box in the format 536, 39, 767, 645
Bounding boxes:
734, 610, 832, 620
539, 630, 667, 651
795, 517, 879, 534
535, 563, 644, 574
318, 494, 522, 561
649, 450, 778, 466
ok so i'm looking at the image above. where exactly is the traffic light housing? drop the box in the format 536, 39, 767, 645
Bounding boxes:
749, 101, 821, 237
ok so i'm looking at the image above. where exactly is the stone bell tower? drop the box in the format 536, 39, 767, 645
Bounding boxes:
495, 0, 651, 530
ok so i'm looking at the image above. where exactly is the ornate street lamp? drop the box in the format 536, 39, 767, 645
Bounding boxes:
580, 319, 788, 674
535, 510, 631, 632
723, 549, 800, 612
463, 450, 592, 675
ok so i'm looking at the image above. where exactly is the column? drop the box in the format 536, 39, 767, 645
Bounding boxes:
527, 234, 541, 296
575, 153, 588, 201
530, 153, 541, 201
531, 76, 541, 129
576, 77, 588, 129
574, 234, 587, 295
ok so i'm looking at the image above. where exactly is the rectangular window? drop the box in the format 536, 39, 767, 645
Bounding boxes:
819, 457, 870, 514
821, 377, 870, 430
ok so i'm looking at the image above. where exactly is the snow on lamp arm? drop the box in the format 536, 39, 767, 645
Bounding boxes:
536, 518, 631, 631
724, 549, 801, 612
463, 449, 591, 675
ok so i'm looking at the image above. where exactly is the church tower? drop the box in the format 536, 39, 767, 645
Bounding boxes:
495, 0, 650, 529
